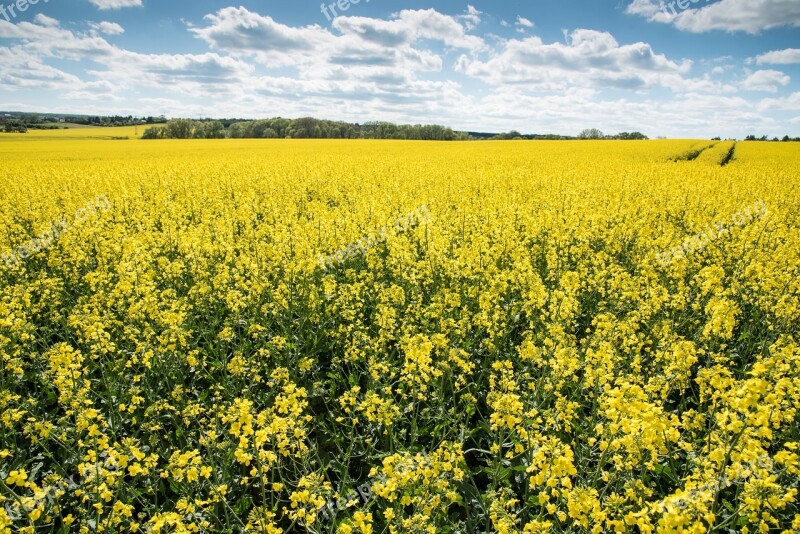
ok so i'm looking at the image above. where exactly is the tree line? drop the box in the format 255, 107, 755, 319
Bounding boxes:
0, 113, 166, 130
576, 129, 648, 140
742, 135, 800, 142
142, 118, 467, 140
7, 111, 795, 141
475, 129, 649, 140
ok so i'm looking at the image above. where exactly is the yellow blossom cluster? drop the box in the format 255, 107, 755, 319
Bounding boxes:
0, 133, 798, 531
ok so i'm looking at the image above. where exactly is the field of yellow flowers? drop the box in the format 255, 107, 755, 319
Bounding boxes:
0, 132, 799, 533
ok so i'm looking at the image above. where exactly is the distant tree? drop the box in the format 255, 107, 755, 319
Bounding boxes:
192, 121, 225, 139
491, 130, 522, 140
4, 120, 27, 133
141, 126, 165, 139
163, 119, 194, 139
578, 128, 604, 139
616, 131, 648, 140
20, 113, 40, 124
209, 121, 225, 138
227, 122, 246, 138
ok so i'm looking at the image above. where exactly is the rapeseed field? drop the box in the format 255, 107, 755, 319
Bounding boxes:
0, 134, 798, 533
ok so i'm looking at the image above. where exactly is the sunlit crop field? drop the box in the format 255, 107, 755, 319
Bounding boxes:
1, 133, 799, 533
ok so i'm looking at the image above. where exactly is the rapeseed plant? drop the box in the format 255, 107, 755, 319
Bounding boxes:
0, 135, 798, 531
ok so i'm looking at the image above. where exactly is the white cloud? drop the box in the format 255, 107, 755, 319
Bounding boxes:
187, 5, 487, 92
626, 0, 800, 34
754, 48, 800, 65
0, 16, 253, 98
0, 6, 464, 117
757, 92, 800, 112
0, 47, 83, 89
458, 5, 482, 31
190, 7, 330, 57
89, 21, 125, 35
33, 14, 59, 27
335, 11, 484, 51
625, 0, 677, 24
88, 0, 143, 9
191, 6, 485, 62
454, 29, 698, 93
385, 9, 486, 51
66, 80, 123, 101
743, 69, 791, 92
516, 16, 534, 28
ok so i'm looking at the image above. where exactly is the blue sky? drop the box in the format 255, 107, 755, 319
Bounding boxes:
1, 0, 799, 137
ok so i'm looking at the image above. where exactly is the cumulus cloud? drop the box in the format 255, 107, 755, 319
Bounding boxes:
89, 21, 125, 35
0, 6, 469, 117
33, 14, 59, 27
757, 92, 800, 112
191, 6, 485, 63
516, 16, 534, 28
187, 5, 486, 87
626, 0, 800, 34
88, 0, 142, 9
190, 7, 328, 56
66, 80, 123, 101
454, 29, 697, 92
0, 15, 252, 96
754, 48, 800, 65
458, 5, 482, 31
626, 0, 662, 18
383, 9, 486, 50
0, 47, 83, 89
743, 69, 791, 92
